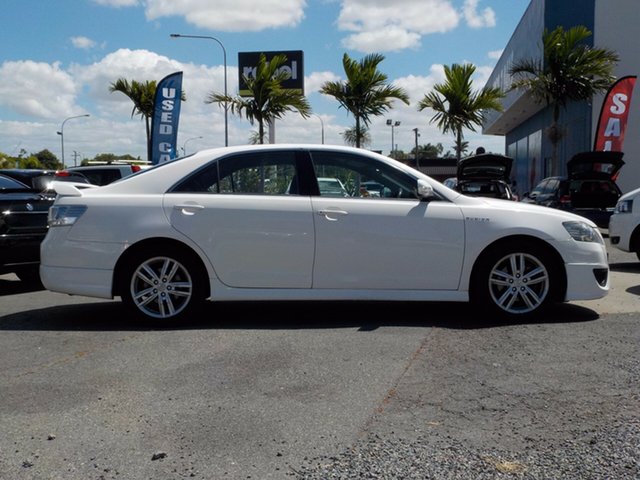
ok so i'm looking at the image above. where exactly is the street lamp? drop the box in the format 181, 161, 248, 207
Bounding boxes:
412, 127, 420, 168
57, 114, 90, 169
386, 119, 400, 158
182, 136, 203, 156
314, 114, 325, 144
170, 33, 228, 147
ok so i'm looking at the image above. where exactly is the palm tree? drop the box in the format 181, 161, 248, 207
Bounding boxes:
453, 139, 469, 159
418, 63, 504, 163
509, 25, 619, 170
207, 53, 311, 144
109, 78, 186, 162
342, 126, 371, 148
320, 53, 409, 148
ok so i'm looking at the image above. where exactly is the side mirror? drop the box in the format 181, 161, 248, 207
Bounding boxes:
416, 179, 435, 199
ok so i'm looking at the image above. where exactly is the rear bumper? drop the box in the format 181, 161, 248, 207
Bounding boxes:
40, 264, 114, 299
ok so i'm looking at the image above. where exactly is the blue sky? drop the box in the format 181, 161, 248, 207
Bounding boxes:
0, 0, 530, 164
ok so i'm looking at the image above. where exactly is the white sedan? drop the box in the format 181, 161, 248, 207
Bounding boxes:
41, 144, 609, 324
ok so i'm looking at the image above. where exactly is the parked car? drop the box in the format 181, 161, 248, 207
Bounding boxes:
609, 186, 640, 260
41, 144, 609, 324
442, 177, 458, 189
0, 168, 59, 191
1, 168, 92, 190
55, 163, 147, 186
0, 173, 56, 282
454, 153, 517, 200
521, 151, 624, 228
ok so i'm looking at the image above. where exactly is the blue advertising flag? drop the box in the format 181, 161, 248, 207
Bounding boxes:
150, 72, 183, 164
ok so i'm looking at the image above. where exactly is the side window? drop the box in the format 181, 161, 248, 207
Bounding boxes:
533, 179, 549, 195
172, 151, 297, 195
309, 151, 417, 199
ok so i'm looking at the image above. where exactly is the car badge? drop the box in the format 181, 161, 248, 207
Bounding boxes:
26, 203, 34, 211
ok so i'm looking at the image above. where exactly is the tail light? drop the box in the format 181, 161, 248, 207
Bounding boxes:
55, 170, 72, 177
559, 194, 571, 206
131, 165, 141, 173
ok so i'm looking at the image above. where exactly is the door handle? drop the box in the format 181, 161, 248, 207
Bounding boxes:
317, 209, 348, 221
174, 204, 205, 216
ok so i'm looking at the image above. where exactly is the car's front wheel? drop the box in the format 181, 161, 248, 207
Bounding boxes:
121, 247, 206, 323
472, 242, 561, 317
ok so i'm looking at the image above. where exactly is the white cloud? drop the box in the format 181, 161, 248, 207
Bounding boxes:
337, 0, 459, 53
305, 71, 341, 95
71, 36, 97, 49
463, 0, 496, 29
144, 0, 306, 31
488, 49, 503, 60
0, 61, 80, 119
342, 27, 421, 53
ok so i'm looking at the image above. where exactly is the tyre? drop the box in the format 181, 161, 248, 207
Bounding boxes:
15, 266, 42, 285
472, 242, 560, 317
120, 247, 206, 324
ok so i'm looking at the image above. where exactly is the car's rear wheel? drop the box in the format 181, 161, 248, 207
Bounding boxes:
121, 247, 206, 323
15, 266, 42, 285
472, 242, 560, 317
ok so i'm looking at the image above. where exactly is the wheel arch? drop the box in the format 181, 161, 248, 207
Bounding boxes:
628, 223, 640, 254
470, 234, 567, 303
112, 237, 211, 298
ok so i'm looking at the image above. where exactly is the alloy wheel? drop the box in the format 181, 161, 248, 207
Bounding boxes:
130, 256, 193, 319
488, 252, 550, 314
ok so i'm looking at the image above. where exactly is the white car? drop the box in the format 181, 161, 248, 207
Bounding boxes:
609, 186, 640, 259
41, 144, 609, 324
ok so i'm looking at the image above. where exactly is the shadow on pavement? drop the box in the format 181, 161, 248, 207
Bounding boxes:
0, 298, 600, 332
609, 261, 640, 273
0, 276, 45, 296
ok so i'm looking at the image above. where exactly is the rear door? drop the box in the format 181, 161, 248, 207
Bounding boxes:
165, 150, 316, 289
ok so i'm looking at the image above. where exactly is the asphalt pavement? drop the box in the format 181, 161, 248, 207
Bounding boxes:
0, 239, 638, 479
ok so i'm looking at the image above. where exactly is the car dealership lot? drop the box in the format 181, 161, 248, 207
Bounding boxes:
0, 243, 638, 479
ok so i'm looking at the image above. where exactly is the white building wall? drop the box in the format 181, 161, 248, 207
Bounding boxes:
593, 0, 640, 193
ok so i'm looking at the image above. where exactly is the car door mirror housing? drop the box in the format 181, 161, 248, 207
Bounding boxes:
416, 179, 435, 199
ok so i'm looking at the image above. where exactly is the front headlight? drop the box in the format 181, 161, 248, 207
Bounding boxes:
615, 199, 633, 213
563, 221, 603, 244
48, 205, 87, 227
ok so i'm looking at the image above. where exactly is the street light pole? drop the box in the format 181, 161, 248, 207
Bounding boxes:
314, 114, 325, 144
57, 114, 90, 169
170, 33, 228, 147
386, 119, 400, 158
182, 135, 203, 156
412, 127, 420, 169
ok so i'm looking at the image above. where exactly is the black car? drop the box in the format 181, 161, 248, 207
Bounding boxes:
454, 153, 516, 200
0, 174, 56, 282
1, 168, 91, 190
0, 168, 57, 190
521, 151, 624, 228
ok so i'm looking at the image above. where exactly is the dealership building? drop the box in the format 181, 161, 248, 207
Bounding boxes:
483, 0, 639, 195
